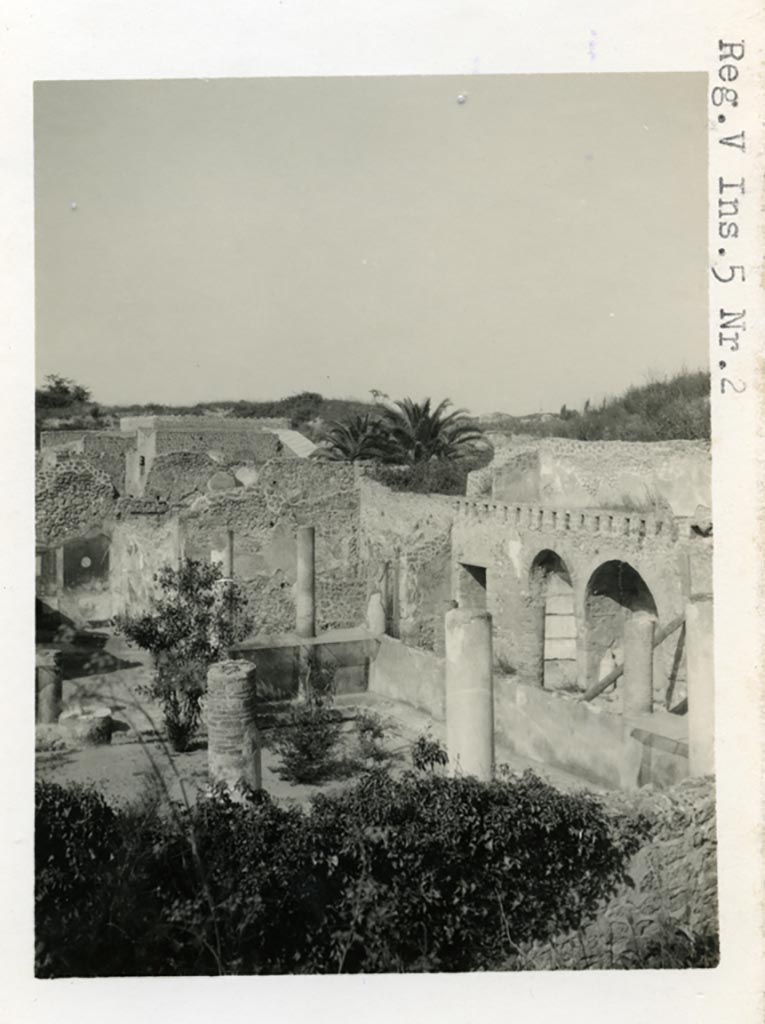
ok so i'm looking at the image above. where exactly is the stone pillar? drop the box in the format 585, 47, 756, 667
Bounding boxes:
296, 526, 316, 638
207, 660, 261, 796
686, 598, 715, 776
36, 649, 63, 724
622, 612, 655, 716
445, 609, 494, 781
527, 597, 546, 688
54, 545, 65, 610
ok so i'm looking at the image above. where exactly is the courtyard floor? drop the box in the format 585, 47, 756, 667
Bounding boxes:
36, 630, 592, 811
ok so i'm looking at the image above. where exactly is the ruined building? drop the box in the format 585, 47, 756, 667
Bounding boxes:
36, 417, 714, 792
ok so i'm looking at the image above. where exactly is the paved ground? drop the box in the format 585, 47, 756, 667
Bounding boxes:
36, 630, 593, 811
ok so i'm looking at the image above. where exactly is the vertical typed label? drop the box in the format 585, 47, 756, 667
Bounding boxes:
711, 40, 747, 395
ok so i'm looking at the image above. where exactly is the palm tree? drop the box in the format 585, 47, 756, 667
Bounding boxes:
377, 397, 486, 465
311, 414, 386, 462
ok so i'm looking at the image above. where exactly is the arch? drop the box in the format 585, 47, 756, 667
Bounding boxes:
528, 549, 576, 690
584, 560, 658, 689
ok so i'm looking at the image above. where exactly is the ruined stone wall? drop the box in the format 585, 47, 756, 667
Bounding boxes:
79, 433, 135, 493
452, 499, 686, 702
36, 455, 117, 548
180, 459, 366, 635
522, 776, 718, 968
153, 427, 283, 462
109, 504, 182, 616
40, 430, 94, 449
143, 452, 225, 504
480, 437, 710, 517
358, 479, 455, 654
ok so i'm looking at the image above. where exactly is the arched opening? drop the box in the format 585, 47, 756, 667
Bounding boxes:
584, 560, 658, 688
530, 550, 576, 690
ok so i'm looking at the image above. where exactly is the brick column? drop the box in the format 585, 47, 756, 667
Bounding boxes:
207, 660, 261, 796
36, 649, 63, 724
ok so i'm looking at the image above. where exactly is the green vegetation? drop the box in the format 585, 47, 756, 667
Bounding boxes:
35, 769, 650, 976
37, 369, 709, 463
313, 397, 488, 464
311, 413, 386, 461
478, 371, 710, 442
35, 374, 104, 444
115, 560, 253, 751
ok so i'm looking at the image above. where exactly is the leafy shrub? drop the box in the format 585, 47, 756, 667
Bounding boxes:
273, 702, 343, 784
35, 770, 652, 976
411, 733, 449, 772
355, 709, 387, 762
115, 559, 253, 750
35, 782, 121, 976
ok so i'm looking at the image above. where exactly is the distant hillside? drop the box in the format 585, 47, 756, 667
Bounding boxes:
475, 371, 710, 442
36, 390, 373, 438
37, 371, 711, 447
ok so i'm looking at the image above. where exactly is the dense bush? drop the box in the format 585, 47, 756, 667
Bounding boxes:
35, 782, 122, 977
480, 371, 710, 442
36, 770, 651, 976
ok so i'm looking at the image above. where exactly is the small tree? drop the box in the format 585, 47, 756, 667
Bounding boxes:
377, 397, 487, 465
115, 559, 253, 751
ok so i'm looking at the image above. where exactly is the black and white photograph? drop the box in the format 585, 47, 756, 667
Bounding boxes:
32, 72, 720, 976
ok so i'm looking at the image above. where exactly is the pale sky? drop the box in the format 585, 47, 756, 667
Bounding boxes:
35, 74, 707, 415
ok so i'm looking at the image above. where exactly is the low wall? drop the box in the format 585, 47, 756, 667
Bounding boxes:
232, 631, 378, 700
493, 679, 688, 790
367, 637, 688, 790
368, 636, 446, 719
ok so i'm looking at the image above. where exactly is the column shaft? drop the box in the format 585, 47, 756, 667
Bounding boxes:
623, 612, 655, 716
445, 609, 494, 781
296, 526, 316, 638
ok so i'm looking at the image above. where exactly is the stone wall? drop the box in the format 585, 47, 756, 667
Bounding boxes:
40, 430, 96, 449
143, 452, 230, 504
476, 437, 710, 518
181, 459, 366, 635
358, 479, 455, 653
36, 455, 117, 548
452, 499, 687, 703
522, 776, 718, 968
367, 635, 688, 790
109, 504, 182, 616
153, 427, 284, 462
79, 433, 136, 493
368, 634, 446, 718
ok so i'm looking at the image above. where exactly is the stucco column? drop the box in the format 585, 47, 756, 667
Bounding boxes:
36, 649, 63, 724
207, 660, 261, 796
686, 598, 715, 776
445, 608, 494, 781
296, 526, 316, 638
622, 611, 655, 716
